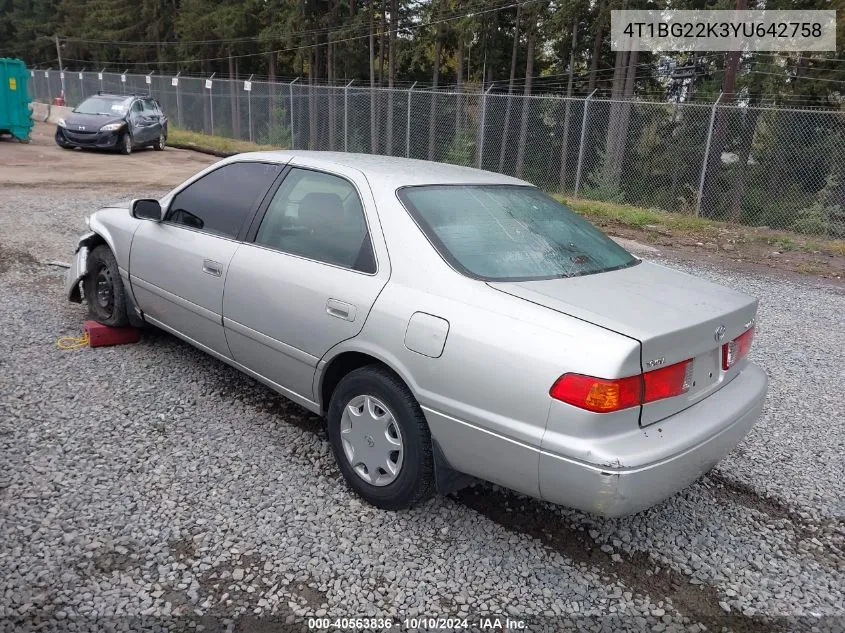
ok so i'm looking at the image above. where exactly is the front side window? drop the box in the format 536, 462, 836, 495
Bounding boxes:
255, 168, 375, 273
398, 185, 638, 281
166, 162, 281, 239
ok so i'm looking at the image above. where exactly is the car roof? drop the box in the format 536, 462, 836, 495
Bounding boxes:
230, 150, 532, 188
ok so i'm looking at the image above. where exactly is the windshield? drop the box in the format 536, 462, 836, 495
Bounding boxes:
74, 96, 132, 116
398, 185, 638, 282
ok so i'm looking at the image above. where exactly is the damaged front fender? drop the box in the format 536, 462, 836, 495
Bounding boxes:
65, 231, 99, 303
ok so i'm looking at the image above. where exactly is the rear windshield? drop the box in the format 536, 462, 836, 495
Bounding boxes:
74, 96, 132, 116
397, 185, 638, 281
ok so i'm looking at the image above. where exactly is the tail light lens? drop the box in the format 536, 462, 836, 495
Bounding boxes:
550, 359, 693, 413
722, 327, 754, 370
643, 359, 694, 402
550, 374, 641, 413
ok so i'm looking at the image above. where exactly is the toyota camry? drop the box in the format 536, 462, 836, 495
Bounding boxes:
65, 152, 767, 516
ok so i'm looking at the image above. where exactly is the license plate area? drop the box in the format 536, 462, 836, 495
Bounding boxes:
641, 347, 724, 426
688, 348, 721, 397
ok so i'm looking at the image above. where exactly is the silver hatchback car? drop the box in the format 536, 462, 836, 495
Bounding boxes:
66, 152, 767, 517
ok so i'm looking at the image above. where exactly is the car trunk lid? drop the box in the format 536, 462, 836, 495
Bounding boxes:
489, 261, 758, 425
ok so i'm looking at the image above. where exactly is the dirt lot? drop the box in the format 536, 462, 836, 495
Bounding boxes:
0, 123, 216, 189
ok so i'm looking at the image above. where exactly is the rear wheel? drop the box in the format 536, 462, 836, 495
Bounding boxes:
84, 245, 129, 327
119, 132, 132, 155
327, 365, 435, 510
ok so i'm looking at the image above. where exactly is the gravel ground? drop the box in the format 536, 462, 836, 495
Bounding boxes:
0, 184, 843, 633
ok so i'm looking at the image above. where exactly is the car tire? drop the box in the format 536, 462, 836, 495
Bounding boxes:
327, 365, 435, 510
84, 245, 130, 327
153, 130, 166, 151
120, 132, 132, 155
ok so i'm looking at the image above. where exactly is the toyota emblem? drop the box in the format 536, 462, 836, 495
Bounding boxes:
714, 325, 726, 341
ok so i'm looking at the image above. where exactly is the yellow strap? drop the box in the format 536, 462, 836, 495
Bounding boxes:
57, 331, 89, 350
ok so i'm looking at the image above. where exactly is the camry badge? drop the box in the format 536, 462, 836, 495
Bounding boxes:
78, 125, 85, 131
714, 325, 726, 341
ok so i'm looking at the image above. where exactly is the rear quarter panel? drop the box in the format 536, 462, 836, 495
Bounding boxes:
324, 188, 643, 496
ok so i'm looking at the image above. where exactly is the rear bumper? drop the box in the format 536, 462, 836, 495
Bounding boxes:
539, 362, 768, 517
56, 126, 122, 149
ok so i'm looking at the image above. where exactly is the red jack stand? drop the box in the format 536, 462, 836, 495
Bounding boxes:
84, 320, 141, 348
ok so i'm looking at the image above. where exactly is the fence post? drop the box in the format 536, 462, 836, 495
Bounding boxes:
477, 83, 494, 169
246, 74, 254, 142
573, 89, 597, 199
99, 68, 105, 93
207, 72, 215, 136
406, 81, 417, 158
121, 69, 128, 95
175, 71, 182, 128
146, 70, 155, 97
289, 77, 299, 150
79, 70, 84, 101
696, 92, 723, 217
344, 80, 354, 152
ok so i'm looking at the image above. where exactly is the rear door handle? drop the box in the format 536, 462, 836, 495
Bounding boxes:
326, 299, 356, 322
202, 259, 223, 277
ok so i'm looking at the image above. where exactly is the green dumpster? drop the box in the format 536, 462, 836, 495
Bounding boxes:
0, 58, 34, 142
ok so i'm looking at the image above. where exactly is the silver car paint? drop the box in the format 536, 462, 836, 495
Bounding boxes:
130, 223, 240, 359
67, 151, 768, 516
492, 261, 759, 426
222, 156, 392, 403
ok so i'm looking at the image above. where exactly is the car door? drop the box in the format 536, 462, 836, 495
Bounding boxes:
142, 99, 162, 139
130, 161, 283, 358
223, 164, 389, 404
127, 99, 147, 143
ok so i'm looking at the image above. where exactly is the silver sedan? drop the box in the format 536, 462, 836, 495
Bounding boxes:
66, 152, 767, 517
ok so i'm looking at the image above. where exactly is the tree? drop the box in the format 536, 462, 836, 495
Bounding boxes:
427, 0, 445, 161
514, 5, 538, 178
498, 1, 522, 173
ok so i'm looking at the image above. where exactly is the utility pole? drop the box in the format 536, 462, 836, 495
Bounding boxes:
721, 0, 747, 103
55, 36, 66, 98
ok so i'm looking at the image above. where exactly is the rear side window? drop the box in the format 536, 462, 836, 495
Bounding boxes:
166, 162, 281, 239
254, 168, 375, 273
398, 185, 638, 281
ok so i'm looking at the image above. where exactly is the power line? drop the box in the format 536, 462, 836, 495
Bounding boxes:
59, 0, 515, 47
57, 0, 540, 64
743, 69, 845, 85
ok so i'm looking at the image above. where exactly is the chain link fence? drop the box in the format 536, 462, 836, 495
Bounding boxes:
28, 69, 845, 237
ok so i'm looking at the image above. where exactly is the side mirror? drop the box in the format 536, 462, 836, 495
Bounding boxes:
131, 199, 162, 221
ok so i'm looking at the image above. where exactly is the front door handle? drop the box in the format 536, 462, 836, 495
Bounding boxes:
202, 259, 223, 277
326, 299, 356, 322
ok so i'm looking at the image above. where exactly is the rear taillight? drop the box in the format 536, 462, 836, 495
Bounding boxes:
643, 359, 694, 402
549, 373, 641, 413
722, 327, 754, 370
550, 359, 693, 413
